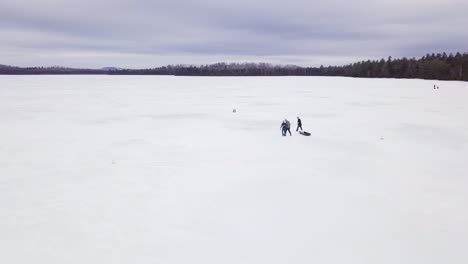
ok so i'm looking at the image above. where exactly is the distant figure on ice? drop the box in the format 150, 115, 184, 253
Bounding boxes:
296, 116, 303, 131
232, 108, 237, 113
280, 119, 292, 136
434, 84, 436, 89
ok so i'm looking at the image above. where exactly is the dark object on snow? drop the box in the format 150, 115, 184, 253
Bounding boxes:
280, 119, 292, 136
299, 131, 311, 136
296, 117, 303, 131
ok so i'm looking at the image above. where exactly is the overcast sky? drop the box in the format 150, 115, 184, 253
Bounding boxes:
1, 0, 467, 68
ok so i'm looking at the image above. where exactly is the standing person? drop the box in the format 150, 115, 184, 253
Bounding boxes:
280, 119, 292, 136
280, 120, 287, 136
285, 119, 292, 136
296, 116, 303, 131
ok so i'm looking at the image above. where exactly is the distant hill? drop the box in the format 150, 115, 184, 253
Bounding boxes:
0, 64, 15, 69
101, 67, 123, 71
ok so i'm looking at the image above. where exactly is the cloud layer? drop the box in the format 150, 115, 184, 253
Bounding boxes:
1, 0, 467, 68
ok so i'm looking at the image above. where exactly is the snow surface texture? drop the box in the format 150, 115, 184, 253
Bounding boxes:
1, 76, 467, 264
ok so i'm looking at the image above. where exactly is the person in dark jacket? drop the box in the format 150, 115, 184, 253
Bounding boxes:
280, 119, 292, 136
280, 120, 287, 136
296, 117, 303, 131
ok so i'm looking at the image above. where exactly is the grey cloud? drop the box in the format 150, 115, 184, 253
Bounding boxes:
0, 0, 467, 68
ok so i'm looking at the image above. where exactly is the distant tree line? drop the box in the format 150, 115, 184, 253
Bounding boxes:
0, 65, 103, 75
328, 52, 468, 81
1, 52, 467, 81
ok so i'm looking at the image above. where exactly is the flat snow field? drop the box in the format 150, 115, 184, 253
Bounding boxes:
1, 75, 468, 264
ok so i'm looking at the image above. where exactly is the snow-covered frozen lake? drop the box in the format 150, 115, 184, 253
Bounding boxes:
1, 75, 467, 264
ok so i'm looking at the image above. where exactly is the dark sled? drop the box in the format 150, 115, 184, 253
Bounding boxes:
299, 131, 311, 136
